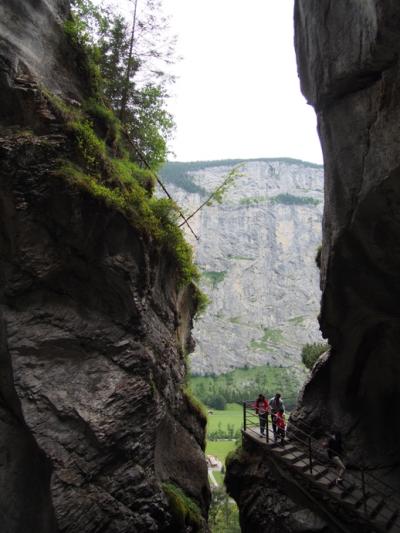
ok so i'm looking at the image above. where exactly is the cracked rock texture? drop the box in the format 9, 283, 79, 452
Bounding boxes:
161, 159, 324, 376
0, 1, 209, 532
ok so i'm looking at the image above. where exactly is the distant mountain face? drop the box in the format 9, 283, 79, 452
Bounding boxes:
160, 158, 324, 375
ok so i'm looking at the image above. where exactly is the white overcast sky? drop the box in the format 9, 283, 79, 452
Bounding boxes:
116, 0, 323, 164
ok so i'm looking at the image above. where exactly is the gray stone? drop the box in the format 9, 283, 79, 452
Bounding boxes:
162, 159, 324, 376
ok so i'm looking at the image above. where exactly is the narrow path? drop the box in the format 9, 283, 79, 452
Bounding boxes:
244, 425, 400, 532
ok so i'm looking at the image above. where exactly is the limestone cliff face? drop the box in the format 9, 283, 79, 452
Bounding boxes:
162, 159, 324, 376
0, 1, 209, 532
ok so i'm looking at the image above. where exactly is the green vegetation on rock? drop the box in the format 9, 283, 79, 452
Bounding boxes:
301, 342, 330, 370
249, 327, 283, 352
162, 483, 203, 530
208, 487, 241, 533
45, 92, 200, 291
239, 196, 267, 206
53, 2, 207, 291
66, 0, 176, 168
270, 193, 320, 206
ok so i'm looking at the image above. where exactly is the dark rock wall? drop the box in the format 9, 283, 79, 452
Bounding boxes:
293, 0, 400, 473
0, 1, 210, 531
0, 305, 58, 533
0, 0, 84, 126
226, 1, 400, 530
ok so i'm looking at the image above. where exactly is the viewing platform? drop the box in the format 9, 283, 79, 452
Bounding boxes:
241, 402, 400, 533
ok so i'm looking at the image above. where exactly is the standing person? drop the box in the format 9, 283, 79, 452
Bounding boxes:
255, 394, 269, 437
326, 432, 346, 484
269, 393, 284, 437
275, 408, 286, 446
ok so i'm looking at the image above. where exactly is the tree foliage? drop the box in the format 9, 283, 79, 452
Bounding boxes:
68, 0, 176, 168
208, 488, 241, 533
301, 342, 329, 370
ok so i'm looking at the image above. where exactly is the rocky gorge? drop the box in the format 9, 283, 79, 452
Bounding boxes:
161, 158, 324, 377
226, 1, 400, 532
0, 1, 210, 532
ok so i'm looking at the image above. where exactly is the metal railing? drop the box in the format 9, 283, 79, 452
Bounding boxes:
242, 401, 400, 532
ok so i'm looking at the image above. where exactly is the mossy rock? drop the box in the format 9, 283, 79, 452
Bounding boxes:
162, 483, 204, 531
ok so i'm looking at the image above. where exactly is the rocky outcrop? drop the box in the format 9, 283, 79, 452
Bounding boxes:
0, 1, 209, 532
293, 0, 400, 475
161, 159, 324, 376
227, 1, 400, 530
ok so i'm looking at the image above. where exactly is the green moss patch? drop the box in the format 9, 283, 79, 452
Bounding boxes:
44, 91, 201, 288
162, 483, 203, 530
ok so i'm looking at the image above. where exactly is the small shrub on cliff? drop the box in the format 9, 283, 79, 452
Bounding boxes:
66, 0, 176, 168
192, 285, 209, 318
301, 342, 329, 370
209, 487, 240, 533
162, 483, 203, 531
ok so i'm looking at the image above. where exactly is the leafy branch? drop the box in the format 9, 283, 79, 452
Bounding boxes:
178, 164, 244, 227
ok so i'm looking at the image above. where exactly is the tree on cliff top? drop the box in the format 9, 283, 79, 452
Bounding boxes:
68, 0, 176, 168
301, 342, 329, 370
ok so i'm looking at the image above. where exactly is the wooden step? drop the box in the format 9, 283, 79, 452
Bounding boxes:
288, 451, 308, 464
300, 462, 314, 473
340, 483, 356, 500
278, 444, 296, 454
355, 491, 372, 509
312, 467, 329, 480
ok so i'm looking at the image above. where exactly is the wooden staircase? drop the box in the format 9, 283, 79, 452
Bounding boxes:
243, 426, 400, 533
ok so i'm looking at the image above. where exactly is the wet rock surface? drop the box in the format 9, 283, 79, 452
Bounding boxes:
0, 1, 210, 531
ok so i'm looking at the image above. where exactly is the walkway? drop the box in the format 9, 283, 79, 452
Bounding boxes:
242, 404, 400, 533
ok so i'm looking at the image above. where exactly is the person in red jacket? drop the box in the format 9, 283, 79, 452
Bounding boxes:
275, 408, 286, 446
255, 394, 269, 437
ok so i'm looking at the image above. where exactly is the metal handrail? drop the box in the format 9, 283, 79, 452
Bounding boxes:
242, 401, 400, 530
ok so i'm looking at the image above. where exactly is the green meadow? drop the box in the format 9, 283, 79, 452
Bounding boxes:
190, 364, 302, 411
206, 403, 243, 441
206, 440, 237, 464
